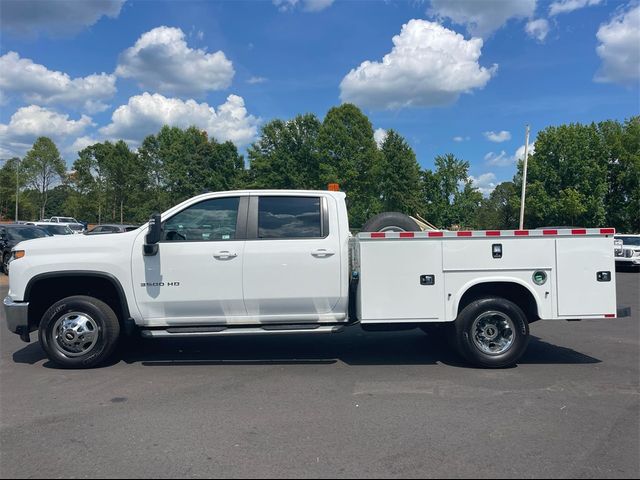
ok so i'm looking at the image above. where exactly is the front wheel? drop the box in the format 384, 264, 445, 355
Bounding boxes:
452, 297, 530, 368
39, 295, 121, 369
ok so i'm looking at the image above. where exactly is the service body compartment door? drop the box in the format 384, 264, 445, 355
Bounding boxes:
358, 239, 444, 322
556, 237, 617, 317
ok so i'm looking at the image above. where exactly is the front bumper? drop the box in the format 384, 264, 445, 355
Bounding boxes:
3, 296, 30, 342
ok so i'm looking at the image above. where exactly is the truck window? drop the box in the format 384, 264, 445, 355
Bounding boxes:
163, 197, 240, 242
258, 196, 323, 239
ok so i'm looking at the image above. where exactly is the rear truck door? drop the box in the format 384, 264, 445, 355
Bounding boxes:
242, 194, 343, 321
555, 235, 617, 317
131, 195, 247, 324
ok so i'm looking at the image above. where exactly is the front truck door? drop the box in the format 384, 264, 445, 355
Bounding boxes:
242, 195, 343, 322
132, 196, 247, 325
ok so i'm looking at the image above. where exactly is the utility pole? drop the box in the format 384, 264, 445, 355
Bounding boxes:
15, 158, 19, 222
519, 125, 531, 230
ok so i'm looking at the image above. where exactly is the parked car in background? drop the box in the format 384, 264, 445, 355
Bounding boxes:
85, 224, 139, 235
25, 222, 75, 236
47, 216, 79, 224
0, 224, 52, 274
43, 217, 85, 234
614, 234, 640, 269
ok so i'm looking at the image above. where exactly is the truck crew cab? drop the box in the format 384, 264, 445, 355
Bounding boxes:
3, 190, 621, 369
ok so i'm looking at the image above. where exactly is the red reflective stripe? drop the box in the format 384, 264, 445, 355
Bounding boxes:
572, 229, 587, 235
370, 232, 385, 238
428, 231, 444, 237
399, 232, 414, 238
515, 230, 529, 236
543, 229, 558, 235
605, 314, 616, 318
457, 231, 472, 237
486, 231, 501, 236
600, 228, 615, 234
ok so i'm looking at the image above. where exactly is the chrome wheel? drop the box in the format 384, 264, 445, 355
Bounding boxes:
471, 311, 515, 356
53, 312, 99, 357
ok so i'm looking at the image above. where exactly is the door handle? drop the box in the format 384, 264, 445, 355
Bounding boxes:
311, 249, 335, 257
213, 250, 238, 259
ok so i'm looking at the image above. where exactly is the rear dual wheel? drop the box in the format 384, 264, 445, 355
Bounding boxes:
452, 297, 530, 368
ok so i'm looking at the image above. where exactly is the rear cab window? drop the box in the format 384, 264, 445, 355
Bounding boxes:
256, 196, 326, 239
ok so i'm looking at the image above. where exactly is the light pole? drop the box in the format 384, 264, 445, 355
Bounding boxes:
519, 125, 531, 230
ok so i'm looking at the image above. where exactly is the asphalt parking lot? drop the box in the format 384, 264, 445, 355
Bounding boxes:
0, 272, 638, 479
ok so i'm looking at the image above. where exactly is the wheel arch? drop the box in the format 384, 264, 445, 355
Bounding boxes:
24, 271, 131, 331
454, 279, 542, 323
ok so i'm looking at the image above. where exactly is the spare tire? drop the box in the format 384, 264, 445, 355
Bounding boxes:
361, 212, 420, 232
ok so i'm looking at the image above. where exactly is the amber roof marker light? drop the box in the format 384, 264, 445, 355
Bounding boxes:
327, 183, 340, 191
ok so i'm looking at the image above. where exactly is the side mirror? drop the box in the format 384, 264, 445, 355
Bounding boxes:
144, 213, 162, 256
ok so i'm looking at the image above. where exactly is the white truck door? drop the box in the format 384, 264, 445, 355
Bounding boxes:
131, 196, 247, 324
242, 195, 343, 320
556, 236, 617, 317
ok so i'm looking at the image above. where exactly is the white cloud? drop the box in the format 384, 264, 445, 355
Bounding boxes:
0, 105, 93, 157
484, 130, 512, 143
469, 172, 498, 196
68, 136, 100, 156
0, 51, 116, 113
100, 92, 259, 147
525, 18, 550, 42
1, 0, 125, 37
374, 128, 388, 148
595, 5, 640, 85
485, 142, 535, 167
247, 76, 268, 84
549, 0, 603, 16
116, 26, 234, 96
340, 19, 497, 110
453, 136, 470, 142
273, 0, 334, 12
429, 0, 536, 38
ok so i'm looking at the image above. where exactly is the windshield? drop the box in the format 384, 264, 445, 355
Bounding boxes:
8, 227, 51, 241
616, 236, 640, 246
44, 225, 74, 235
68, 224, 84, 231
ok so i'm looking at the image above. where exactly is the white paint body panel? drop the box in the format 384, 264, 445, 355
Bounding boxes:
357, 232, 617, 323
7, 190, 618, 331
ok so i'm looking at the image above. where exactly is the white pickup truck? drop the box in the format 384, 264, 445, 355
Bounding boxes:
3, 189, 623, 369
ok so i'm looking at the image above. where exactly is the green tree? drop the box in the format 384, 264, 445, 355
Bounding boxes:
378, 130, 423, 215
476, 181, 519, 229
317, 104, 381, 226
0, 158, 20, 220
599, 117, 640, 232
138, 126, 246, 211
248, 114, 322, 189
423, 154, 481, 229
518, 123, 608, 228
21, 137, 66, 220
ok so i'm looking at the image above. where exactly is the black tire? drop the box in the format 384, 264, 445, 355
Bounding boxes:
452, 297, 529, 368
39, 295, 121, 369
361, 212, 420, 232
2, 252, 9, 275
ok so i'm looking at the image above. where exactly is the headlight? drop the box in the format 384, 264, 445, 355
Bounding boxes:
11, 250, 25, 261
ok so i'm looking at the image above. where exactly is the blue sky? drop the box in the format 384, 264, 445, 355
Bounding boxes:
1, 0, 639, 195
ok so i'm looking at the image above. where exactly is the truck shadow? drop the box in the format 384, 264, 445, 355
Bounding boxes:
12, 329, 601, 369
121, 328, 600, 368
